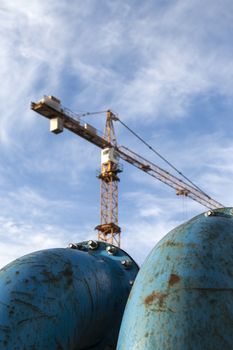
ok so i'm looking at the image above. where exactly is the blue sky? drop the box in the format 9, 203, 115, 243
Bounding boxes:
0, 0, 233, 266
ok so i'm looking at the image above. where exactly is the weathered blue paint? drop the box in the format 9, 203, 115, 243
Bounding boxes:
0, 241, 138, 349
117, 208, 233, 350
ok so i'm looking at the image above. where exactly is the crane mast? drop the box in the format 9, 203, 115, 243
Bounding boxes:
31, 95, 224, 247
95, 110, 121, 246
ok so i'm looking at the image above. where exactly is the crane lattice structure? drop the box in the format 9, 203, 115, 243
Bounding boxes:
31, 96, 224, 247
95, 110, 121, 247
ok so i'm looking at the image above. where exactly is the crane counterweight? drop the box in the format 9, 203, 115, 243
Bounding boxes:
50, 117, 63, 134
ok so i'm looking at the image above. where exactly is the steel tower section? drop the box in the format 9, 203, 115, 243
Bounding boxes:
95, 110, 122, 247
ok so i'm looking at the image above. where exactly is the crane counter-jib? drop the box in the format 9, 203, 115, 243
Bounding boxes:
31, 101, 112, 150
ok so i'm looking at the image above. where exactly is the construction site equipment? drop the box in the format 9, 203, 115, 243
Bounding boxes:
31, 96, 224, 247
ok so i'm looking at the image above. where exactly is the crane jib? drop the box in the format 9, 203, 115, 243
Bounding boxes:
116, 146, 224, 210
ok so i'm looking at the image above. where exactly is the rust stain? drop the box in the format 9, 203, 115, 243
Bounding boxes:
17, 314, 55, 326
41, 270, 60, 284
144, 291, 167, 308
162, 240, 184, 248
63, 266, 73, 278
159, 240, 197, 249
63, 264, 73, 286
168, 274, 181, 287
13, 298, 50, 318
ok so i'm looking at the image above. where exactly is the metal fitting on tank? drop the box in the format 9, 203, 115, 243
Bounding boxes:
205, 210, 215, 217
88, 240, 99, 250
68, 243, 81, 250
106, 245, 117, 255
121, 259, 132, 269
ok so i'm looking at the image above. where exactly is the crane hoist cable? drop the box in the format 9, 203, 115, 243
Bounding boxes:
75, 109, 210, 198
116, 117, 209, 198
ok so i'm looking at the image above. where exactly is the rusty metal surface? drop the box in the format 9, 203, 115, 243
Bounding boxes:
117, 208, 233, 349
0, 241, 138, 349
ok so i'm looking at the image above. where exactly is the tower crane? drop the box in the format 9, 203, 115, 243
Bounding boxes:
31, 95, 224, 247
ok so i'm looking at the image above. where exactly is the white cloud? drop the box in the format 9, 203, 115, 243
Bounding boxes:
0, 182, 97, 267
121, 219, 179, 266
0, 215, 85, 267
0, 0, 233, 268
119, 188, 203, 265
2, 0, 233, 130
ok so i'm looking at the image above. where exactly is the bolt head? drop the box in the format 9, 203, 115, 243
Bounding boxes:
68, 243, 81, 250
68, 243, 76, 249
88, 240, 98, 250
205, 210, 214, 217
106, 245, 117, 255
121, 259, 132, 269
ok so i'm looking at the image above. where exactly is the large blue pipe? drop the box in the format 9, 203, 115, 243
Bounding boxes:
117, 208, 233, 349
0, 241, 138, 349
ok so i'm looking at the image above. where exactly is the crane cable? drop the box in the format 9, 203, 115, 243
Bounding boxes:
116, 117, 210, 198
79, 110, 107, 117
79, 109, 210, 198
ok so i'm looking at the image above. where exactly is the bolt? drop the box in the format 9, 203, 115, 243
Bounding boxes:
106, 245, 117, 255
88, 240, 98, 250
205, 210, 215, 217
68, 243, 74, 249
68, 243, 82, 250
121, 259, 132, 269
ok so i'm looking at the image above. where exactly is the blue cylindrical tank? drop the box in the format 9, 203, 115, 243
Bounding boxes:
0, 241, 138, 349
117, 208, 233, 350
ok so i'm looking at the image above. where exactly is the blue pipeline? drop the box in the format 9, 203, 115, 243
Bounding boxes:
0, 241, 138, 349
117, 208, 233, 350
